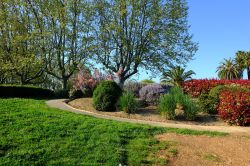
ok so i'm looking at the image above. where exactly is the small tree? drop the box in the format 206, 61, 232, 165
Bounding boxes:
161, 66, 195, 87
217, 58, 240, 80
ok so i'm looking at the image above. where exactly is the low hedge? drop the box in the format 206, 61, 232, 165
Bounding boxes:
0, 84, 54, 98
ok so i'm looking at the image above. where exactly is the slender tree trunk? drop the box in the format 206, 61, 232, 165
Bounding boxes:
62, 78, 68, 90
247, 67, 250, 80
117, 76, 125, 88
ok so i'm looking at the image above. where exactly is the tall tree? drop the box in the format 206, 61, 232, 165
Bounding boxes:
40, 0, 93, 90
235, 51, 250, 79
0, 0, 47, 84
217, 58, 240, 80
92, 0, 198, 86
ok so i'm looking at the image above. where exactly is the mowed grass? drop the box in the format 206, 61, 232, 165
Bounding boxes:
0, 98, 227, 165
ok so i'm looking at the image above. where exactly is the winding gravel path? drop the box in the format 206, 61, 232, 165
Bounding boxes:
46, 99, 250, 135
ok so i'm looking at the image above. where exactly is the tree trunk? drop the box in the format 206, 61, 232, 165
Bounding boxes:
117, 77, 126, 88
247, 67, 250, 80
62, 78, 68, 90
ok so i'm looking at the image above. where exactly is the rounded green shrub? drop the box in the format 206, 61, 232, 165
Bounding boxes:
118, 92, 138, 114
93, 81, 122, 112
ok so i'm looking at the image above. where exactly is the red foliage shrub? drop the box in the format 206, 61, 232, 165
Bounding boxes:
183, 79, 250, 97
218, 90, 250, 126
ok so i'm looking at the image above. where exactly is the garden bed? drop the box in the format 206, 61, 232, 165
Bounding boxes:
68, 98, 226, 126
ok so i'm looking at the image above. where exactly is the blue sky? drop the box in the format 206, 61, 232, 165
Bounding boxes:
138, 0, 250, 82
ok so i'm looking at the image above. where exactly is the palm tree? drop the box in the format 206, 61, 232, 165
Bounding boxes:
161, 66, 195, 87
235, 51, 250, 79
217, 58, 240, 80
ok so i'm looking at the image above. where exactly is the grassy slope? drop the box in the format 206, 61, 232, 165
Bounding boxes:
0, 99, 227, 165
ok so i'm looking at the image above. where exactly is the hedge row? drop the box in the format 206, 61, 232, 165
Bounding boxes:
183, 79, 250, 97
0, 84, 54, 98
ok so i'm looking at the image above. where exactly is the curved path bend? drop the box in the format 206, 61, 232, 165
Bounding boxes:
46, 99, 250, 135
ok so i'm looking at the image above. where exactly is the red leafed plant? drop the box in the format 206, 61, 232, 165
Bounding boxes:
218, 90, 250, 126
183, 79, 250, 97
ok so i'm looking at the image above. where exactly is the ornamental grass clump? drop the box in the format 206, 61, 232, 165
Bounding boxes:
158, 94, 176, 120
158, 86, 198, 120
118, 92, 138, 114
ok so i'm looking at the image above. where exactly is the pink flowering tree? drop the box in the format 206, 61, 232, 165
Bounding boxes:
70, 67, 116, 96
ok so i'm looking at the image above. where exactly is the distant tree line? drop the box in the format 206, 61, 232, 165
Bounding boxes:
0, 0, 197, 90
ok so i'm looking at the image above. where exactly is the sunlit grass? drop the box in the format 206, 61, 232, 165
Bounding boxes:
0, 98, 227, 165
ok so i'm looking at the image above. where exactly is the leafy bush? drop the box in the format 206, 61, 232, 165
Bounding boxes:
199, 85, 225, 114
199, 85, 250, 114
206, 85, 226, 114
139, 84, 170, 105
118, 92, 138, 114
218, 90, 250, 126
183, 79, 250, 97
93, 81, 122, 112
158, 87, 198, 120
0, 84, 54, 98
123, 81, 144, 97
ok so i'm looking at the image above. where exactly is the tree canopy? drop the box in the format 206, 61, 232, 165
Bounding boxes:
92, 0, 197, 85
0, 0, 197, 89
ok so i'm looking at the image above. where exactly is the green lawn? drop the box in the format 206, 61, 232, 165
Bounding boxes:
0, 98, 227, 165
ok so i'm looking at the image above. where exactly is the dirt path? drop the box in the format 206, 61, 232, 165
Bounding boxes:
156, 133, 250, 166
46, 99, 250, 135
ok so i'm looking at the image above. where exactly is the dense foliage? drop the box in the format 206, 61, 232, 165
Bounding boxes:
92, 0, 197, 85
218, 90, 250, 126
0, 85, 54, 98
183, 79, 250, 97
118, 92, 138, 114
93, 81, 122, 112
139, 84, 170, 105
199, 85, 226, 114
